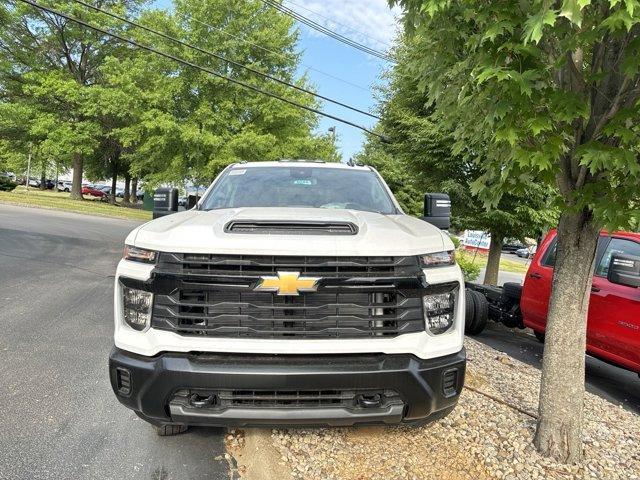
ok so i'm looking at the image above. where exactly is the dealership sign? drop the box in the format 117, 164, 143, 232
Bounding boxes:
462, 230, 491, 251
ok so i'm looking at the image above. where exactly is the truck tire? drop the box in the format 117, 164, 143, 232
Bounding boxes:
156, 424, 188, 436
502, 282, 523, 301
464, 289, 475, 330
467, 290, 488, 335
533, 331, 545, 343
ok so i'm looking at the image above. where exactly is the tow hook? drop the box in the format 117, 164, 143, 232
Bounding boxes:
357, 393, 382, 408
189, 393, 216, 408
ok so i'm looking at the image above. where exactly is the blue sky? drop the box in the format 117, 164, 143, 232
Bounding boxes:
154, 0, 400, 162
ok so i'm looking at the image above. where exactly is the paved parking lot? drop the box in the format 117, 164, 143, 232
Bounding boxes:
0, 205, 228, 480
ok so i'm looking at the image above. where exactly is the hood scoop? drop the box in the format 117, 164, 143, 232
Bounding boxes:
224, 220, 359, 235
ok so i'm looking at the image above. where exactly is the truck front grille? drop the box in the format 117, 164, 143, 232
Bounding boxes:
148, 253, 429, 339
154, 253, 420, 278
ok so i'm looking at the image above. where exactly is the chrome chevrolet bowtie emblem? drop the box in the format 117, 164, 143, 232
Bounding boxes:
255, 271, 320, 296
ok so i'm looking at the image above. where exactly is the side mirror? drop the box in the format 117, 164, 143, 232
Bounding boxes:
607, 254, 640, 288
422, 193, 451, 230
153, 187, 179, 219
186, 194, 199, 210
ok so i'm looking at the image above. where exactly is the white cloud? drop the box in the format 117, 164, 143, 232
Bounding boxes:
284, 0, 402, 51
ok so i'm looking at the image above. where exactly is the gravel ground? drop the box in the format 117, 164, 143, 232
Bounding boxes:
263, 338, 639, 480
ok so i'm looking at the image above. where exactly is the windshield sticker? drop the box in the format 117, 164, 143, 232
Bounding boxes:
292, 179, 316, 186
229, 169, 246, 176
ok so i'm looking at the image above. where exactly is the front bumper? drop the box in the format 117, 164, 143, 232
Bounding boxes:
109, 347, 466, 427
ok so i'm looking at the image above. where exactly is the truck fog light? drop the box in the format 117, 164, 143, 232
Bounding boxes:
423, 289, 456, 335
122, 285, 153, 332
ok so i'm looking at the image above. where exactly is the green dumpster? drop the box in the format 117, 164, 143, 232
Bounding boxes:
142, 190, 154, 211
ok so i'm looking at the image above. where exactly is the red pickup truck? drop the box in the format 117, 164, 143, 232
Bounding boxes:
465, 230, 640, 375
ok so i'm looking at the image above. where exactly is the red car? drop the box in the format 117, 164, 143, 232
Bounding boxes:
522, 230, 640, 374
82, 186, 106, 197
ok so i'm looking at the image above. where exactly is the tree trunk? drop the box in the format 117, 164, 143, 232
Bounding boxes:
39, 164, 46, 190
483, 233, 503, 285
131, 177, 138, 204
70, 154, 83, 200
123, 174, 131, 205
534, 209, 600, 463
110, 160, 118, 205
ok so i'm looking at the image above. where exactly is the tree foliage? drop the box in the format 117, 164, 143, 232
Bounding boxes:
391, 0, 640, 463
0, 0, 337, 194
356, 34, 557, 284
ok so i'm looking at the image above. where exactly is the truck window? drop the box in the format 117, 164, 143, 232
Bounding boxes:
201, 166, 398, 214
595, 238, 640, 277
540, 235, 611, 270
540, 238, 557, 267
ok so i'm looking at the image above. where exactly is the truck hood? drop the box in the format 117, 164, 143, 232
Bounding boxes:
130, 207, 450, 256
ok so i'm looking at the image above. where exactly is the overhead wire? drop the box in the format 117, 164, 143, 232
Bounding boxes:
70, 0, 380, 120
282, 0, 392, 49
260, 0, 395, 63
15, 0, 385, 139
176, 12, 372, 92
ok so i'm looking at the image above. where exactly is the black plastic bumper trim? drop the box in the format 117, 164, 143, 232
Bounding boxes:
108, 348, 466, 427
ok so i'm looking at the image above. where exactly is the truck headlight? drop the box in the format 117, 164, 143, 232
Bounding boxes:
423, 286, 457, 335
419, 251, 455, 268
122, 285, 153, 332
123, 245, 157, 263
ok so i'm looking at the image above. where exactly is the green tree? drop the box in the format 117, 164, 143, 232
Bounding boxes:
357, 36, 556, 285
1, 0, 336, 197
99, 0, 337, 189
392, 0, 640, 462
0, 0, 148, 198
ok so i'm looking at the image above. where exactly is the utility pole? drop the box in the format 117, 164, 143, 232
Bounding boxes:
26, 143, 32, 192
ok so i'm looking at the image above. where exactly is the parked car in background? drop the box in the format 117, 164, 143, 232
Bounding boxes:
502, 240, 526, 253
466, 229, 640, 375
44, 179, 55, 190
82, 186, 107, 197
516, 245, 537, 258
57, 181, 72, 192
18, 177, 41, 187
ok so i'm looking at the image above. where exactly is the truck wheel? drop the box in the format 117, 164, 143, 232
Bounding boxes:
467, 290, 488, 335
156, 424, 189, 436
533, 331, 545, 343
502, 282, 523, 301
464, 289, 475, 331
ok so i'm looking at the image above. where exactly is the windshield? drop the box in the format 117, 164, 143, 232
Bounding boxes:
200, 166, 397, 214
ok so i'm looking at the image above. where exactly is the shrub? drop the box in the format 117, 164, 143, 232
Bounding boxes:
456, 250, 481, 282
0, 177, 17, 192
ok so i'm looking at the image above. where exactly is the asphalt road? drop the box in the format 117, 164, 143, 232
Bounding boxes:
476, 322, 640, 414
478, 268, 525, 286
0, 205, 228, 480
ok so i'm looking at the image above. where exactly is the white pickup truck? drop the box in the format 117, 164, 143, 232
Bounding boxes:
109, 161, 465, 435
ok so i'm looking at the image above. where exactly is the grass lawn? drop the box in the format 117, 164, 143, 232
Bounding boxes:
0, 187, 152, 221
457, 249, 530, 274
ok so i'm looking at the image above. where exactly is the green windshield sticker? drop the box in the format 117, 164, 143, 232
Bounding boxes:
292, 179, 315, 185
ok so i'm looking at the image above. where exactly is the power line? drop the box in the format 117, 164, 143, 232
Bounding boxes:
260, 0, 395, 63
282, 0, 392, 48
177, 13, 372, 92
16, 0, 384, 139
71, 0, 380, 120
263, 0, 393, 61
